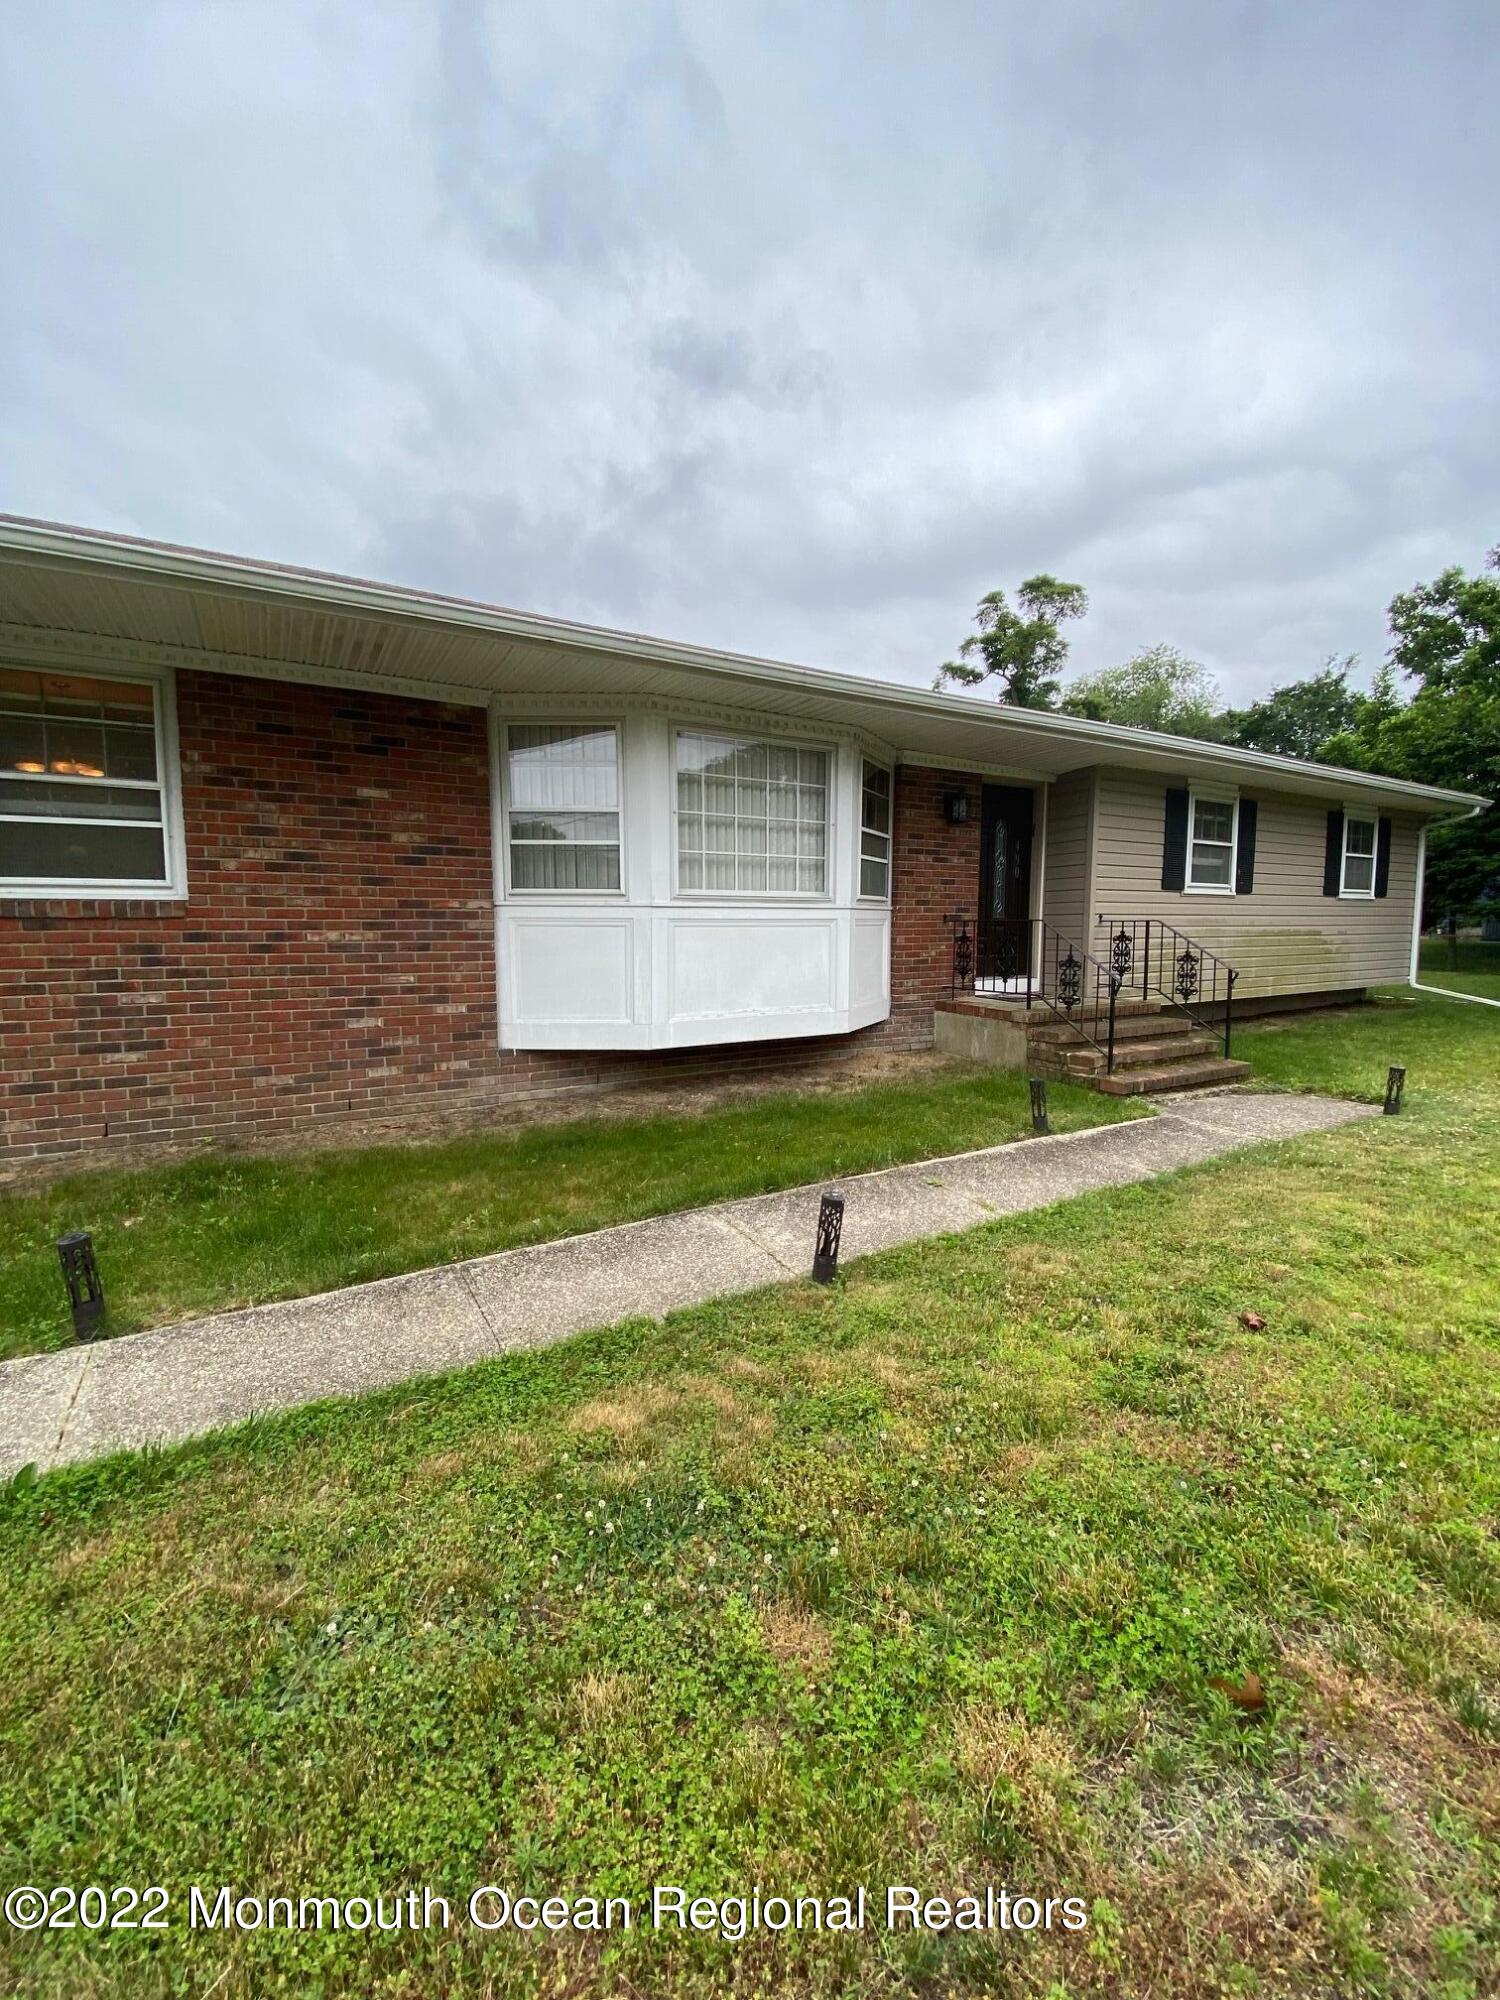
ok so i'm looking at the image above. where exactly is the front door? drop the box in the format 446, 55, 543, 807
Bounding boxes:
977, 784, 1034, 983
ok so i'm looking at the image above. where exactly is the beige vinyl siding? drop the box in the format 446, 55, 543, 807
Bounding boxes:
1041, 767, 1095, 945
1087, 769, 1420, 998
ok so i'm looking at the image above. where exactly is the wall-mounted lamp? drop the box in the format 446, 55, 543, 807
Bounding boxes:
943, 791, 970, 825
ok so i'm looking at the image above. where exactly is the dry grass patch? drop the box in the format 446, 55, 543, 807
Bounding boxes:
565, 1670, 640, 1734
566, 1384, 682, 1440
761, 1599, 833, 1676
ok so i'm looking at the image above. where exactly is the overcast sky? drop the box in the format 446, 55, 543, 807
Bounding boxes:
2, 2, 1496, 705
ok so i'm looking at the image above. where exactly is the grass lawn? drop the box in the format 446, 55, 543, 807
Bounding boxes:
1, 992, 1497, 1998
0, 1066, 1136, 1362
1416, 935, 1500, 1001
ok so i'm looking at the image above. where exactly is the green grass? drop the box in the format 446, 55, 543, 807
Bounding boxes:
1416, 935, 1500, 1000
0, 1066, 1137, 1362
1, 994, 1497, 1998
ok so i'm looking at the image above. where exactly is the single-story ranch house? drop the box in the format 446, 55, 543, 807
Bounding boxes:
0, 516, 1487, 1167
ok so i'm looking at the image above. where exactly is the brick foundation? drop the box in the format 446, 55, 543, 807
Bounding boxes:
2, 676, 976, 1168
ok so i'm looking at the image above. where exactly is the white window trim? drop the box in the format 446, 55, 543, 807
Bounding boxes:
0, 661, 188, 901
1183, 787, 1239, 896
857, 757, 893, 904
494, 715, 627, 900
1340, 807, 1378, 900
669, 723, 837, 903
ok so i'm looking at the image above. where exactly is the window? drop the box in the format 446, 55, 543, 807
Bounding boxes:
1341, 813, 1376, 897
506, 723, 621, 891
0, 666, 183, 894
1187, 793, 1237, 892
675, 731, 828, 894
859, 760, 891, 898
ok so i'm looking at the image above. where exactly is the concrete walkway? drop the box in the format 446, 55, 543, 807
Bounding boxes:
1, 1091, 1377, 1477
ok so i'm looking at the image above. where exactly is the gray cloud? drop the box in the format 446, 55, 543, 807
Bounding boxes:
1, 0, 1496, 704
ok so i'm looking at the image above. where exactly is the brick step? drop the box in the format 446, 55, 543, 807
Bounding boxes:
946, 995, 1170, 1026
1026, 1010, 1196, 1049
1057, 1032, 1222, 1077
1095, 1057, 1253, 1097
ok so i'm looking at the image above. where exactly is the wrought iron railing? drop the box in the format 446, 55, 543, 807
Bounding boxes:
1095, 917, 1239, 1059
947, 912, 1124, 1069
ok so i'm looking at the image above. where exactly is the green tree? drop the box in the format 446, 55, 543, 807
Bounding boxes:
1059, 643, 1226, 740
1224, 656, 1367, 760
935, 575, 1087, 708
1320, 552, 1499, 925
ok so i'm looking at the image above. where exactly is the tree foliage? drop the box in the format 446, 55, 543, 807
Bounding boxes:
1059, 644, 1225, 740
1223, 657, 1369, 760
935, 575, 1088, 709
1319, 553, 1500, 923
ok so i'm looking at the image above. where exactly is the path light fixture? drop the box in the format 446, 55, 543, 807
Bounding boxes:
1029, 1077, 1050, 1135
1384, 1064, 1407, 1116
812, 1190, 846, 1284
57, 1231, 105, 1339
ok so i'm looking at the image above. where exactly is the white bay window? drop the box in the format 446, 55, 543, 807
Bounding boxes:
859, 760, 892, 898
506, 723, 621, 891
675, 731, 829, 894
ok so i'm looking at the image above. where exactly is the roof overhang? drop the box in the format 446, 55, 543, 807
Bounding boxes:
0, 513, 1487, 820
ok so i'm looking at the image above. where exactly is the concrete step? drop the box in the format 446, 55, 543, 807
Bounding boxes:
1095, 1057, 1254, 1096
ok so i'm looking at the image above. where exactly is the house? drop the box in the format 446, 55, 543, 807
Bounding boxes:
0, 515, 1487, 1166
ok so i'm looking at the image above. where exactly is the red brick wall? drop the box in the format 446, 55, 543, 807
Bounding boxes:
4, 679, 972, 1167
1, 671, 506, 1164
884, 764, 982, 1040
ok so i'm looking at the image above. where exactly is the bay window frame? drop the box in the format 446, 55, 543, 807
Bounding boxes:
670, 723, 836, 903
497, 716, 627, 899
858, 758, 893, 902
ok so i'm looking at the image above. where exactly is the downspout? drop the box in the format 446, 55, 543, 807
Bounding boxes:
1408, 806, 1500, 1009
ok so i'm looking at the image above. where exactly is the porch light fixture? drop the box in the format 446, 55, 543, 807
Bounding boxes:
1029, 1077, 1050, 1135
943, 791, 970, 825
56, 1231, 105, 1339
812, 1189, 846, 1284
1383, 1064, 1406, 1116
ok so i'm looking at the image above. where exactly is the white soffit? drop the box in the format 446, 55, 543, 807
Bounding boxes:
0, 517, 1486, 817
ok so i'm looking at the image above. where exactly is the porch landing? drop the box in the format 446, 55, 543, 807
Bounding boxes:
934, 994, 1252, 1095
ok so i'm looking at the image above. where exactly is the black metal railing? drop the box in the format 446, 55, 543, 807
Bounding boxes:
947, 912, 1124, 1069
1095, 916, 1239, 1059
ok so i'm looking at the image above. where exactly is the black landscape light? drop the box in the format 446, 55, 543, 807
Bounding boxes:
57, 1231, 105, 1339
1029, 1077, 1050, 1135
1384, 1064, 1407, 1116
812, 1190, 846, 1284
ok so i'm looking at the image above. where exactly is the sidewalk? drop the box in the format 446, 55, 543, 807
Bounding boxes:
1, 1090, 1377, 1477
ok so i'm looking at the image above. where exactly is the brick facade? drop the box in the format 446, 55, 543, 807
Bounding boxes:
2, 673, 983, 1167
885, 762, 983, 1041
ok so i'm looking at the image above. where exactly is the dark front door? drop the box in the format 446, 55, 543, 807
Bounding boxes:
977, 784, 1034, 981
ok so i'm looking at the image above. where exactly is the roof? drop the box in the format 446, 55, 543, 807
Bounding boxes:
0, 513, 1486, 817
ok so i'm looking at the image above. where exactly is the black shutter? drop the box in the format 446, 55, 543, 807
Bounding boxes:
1162, 787, 1190, 891
1235, 797, 1258, 896
1374, 816, 1393, 897
1323, 808, 1344, 896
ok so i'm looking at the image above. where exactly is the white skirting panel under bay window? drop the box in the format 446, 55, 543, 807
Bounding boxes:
491, 708, 893, 1051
